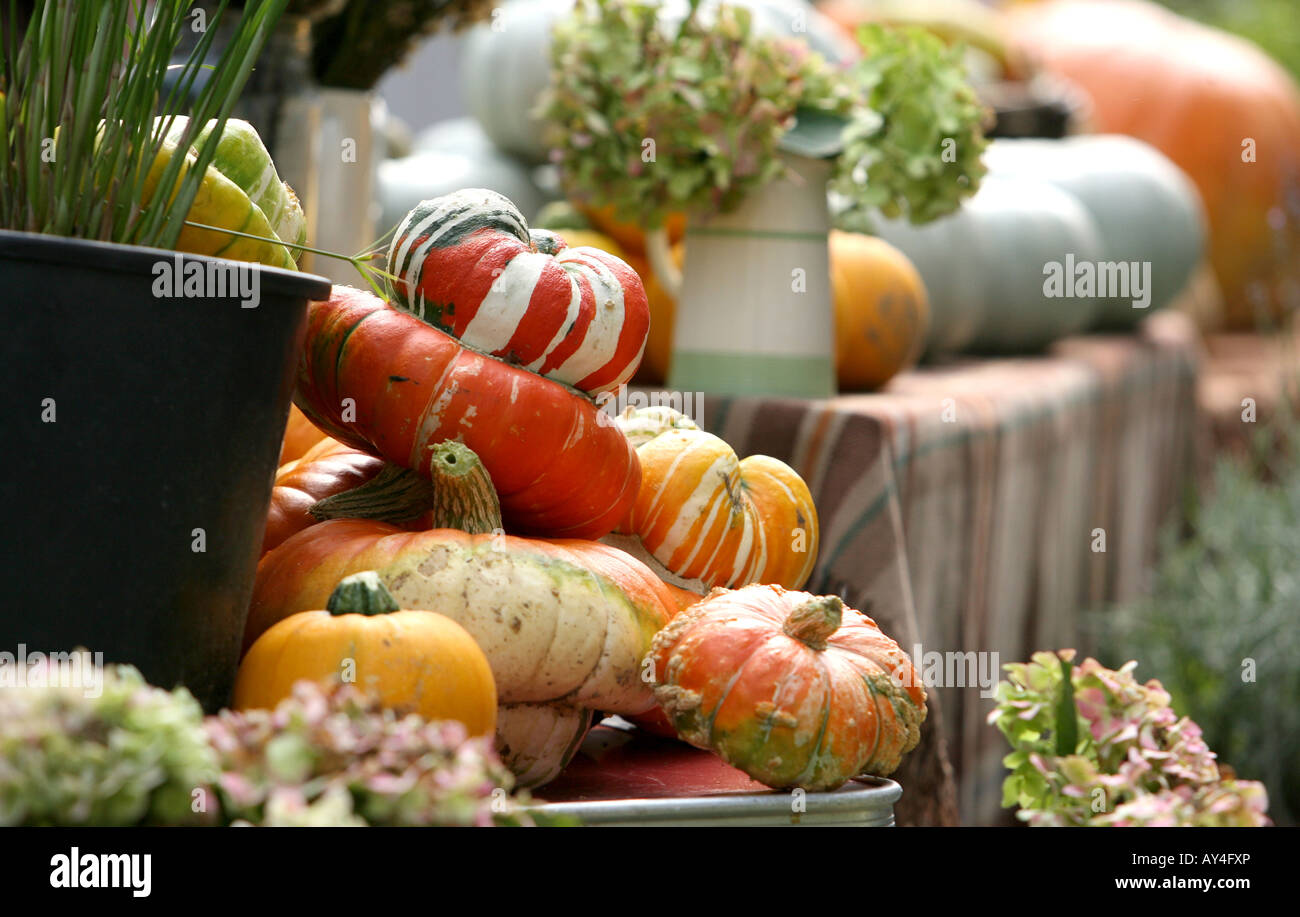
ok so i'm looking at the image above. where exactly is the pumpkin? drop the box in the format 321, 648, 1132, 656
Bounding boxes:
615, 406, 819, 590
982, 135, 1205, 328
649, 584, 926, 789
235, 571, 498, 738
830, 230, 929, 391
262, 438, 386, 556
1006, 0, 1300, 327
248, 444, 683, 786
260, 437, 474, 556
578, 204, 689, 256
386, 189, 650, 396
293, 284, 640, 539
869, 173, 1104, 354
251, 519, 678, 784
534, 203, 683, 386
279, 404, 330, 466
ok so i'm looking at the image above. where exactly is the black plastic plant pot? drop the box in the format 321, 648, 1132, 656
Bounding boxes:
0, 230, 332, 712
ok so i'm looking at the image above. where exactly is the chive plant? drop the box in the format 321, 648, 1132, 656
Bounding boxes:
0, 0, 287, 249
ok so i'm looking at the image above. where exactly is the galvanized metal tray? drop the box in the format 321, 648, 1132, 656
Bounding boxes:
530, 777, 901, 827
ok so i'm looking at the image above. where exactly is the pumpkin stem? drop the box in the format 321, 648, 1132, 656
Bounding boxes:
782, 595, 843, 650
428, 441, 504, 535
327, 572, 400, 616
310, 462, 436, 524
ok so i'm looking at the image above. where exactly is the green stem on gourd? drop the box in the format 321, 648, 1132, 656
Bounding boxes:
327, 571, 400, 616
782, 595, 843, 651
310, 462, 436, 524
428, 441, 503, 535
181, 219, 397, 301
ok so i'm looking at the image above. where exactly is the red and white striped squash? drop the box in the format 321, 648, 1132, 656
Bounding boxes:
386, 189, 651, 396
615, 406, 819, 591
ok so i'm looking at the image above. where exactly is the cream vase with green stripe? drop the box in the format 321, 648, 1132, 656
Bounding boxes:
669, 152, 836, 399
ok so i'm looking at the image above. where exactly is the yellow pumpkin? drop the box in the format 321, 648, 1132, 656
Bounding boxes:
615, 406, 819, 590
549, 228, 628, 260
234, 571, 498, 737
830, 230, 930, 391
577, 203, 687, 254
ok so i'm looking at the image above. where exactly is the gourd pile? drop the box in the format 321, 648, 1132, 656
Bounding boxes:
247, 187, 927, 792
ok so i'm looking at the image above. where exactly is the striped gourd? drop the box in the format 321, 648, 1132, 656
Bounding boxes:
386, 189, 650, 396
162, 117, 307, 262
615, 406, 819, 590
139, 119, 301, 271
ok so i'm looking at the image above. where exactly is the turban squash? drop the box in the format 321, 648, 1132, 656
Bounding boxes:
248, 444, 691, 786
250, 519, 681, 786
615, 406, 819, 591
293, 284, 639, 539
649, 584, 927, 790
235, 571, 498, 738
386, 188, 650, 396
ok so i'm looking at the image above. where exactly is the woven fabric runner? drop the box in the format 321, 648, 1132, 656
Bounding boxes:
656, 310, 1199, 825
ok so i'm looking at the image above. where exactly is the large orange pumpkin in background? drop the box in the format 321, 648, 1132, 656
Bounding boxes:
1005, 0, 1300, 327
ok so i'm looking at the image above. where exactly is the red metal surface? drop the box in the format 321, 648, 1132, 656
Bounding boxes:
535, 724, 778, 803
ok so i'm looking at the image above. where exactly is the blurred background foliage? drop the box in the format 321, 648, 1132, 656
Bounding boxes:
1155, 0, 1300, 79
1095, 408, 1300, 826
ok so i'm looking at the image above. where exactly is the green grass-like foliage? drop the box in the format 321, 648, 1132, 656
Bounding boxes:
990, 650, 1271, 827
0, 0, 286, 248
541, 0, 985, 231
1096, 425, 1300, 825
1157, 0, 1300, 83
0, 659, 219, 826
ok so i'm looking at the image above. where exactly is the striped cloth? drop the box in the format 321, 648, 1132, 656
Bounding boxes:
677, 310, 1200, 825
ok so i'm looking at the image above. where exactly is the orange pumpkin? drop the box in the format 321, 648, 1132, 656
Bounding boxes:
576, 203, 687, 254
649, 584, 927, 789
235, 570, 498, 737
249, 441, 684, 786
262, 438, 387, 555
278, 403, 329, 466
615, 406, 819, 591
1006, 0, 1300, 326
831, 230, 930, 391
